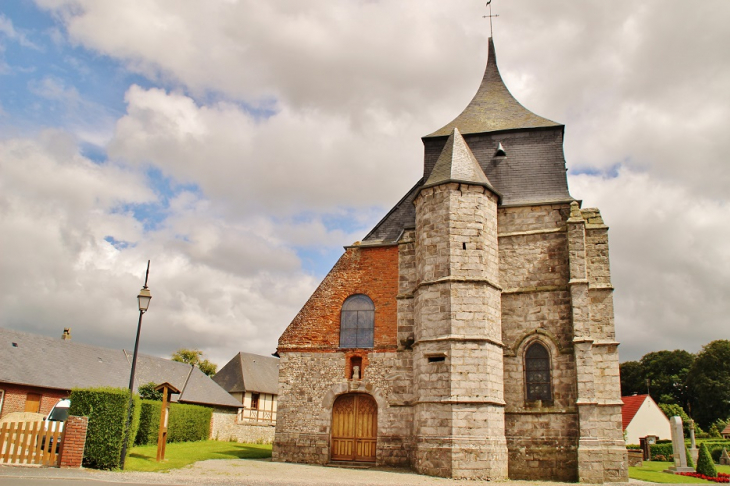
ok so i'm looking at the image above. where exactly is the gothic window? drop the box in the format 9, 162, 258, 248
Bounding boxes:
339, 294, 374, 348
525, 342, 552, 402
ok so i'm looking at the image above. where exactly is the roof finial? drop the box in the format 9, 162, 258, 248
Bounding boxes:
483, 0, 499, 38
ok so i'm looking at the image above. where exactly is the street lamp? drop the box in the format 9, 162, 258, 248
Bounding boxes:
120, 260, 151, 469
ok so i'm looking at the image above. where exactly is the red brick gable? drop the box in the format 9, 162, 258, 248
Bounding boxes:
278, 245, 398, 352
621, 394, 649, 430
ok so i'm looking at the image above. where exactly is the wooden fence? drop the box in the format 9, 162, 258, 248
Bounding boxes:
0, 420, 65, 466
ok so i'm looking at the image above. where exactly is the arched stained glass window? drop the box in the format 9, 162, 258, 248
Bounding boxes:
525, 342, 552, 402
339, 294, 374, 348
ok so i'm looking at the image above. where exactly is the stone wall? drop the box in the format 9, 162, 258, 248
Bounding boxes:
498, 203, 579, 480
211, 409, 275, 444
272, 351, 411, 466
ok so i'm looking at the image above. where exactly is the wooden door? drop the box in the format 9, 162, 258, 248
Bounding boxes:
24, 393, 41, 413
331, 393, 377, 462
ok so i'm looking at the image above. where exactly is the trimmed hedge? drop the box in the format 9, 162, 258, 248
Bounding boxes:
68, 387, 141, 470
135, 400, 212, 445
644, 440, 730, 464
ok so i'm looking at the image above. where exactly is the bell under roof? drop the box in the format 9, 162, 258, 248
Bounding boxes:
425, 37, 561, 138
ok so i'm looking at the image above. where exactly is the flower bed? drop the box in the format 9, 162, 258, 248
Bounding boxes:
677, 472, 730, 483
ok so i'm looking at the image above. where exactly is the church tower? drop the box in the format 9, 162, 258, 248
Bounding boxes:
412, 128, 506, 479
273, 36, 628, 483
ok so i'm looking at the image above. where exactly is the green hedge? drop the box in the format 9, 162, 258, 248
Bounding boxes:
644, 440, 730, 463
135, 400, 212, 445
68, 387, 141, 470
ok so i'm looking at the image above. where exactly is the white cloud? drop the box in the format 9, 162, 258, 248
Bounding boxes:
570, 168, 730, 360
1, 0, 726, 366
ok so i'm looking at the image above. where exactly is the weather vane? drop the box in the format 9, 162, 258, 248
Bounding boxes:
483, 0, 499, 38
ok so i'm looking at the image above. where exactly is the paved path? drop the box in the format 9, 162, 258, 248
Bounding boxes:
0, 460, 680, 486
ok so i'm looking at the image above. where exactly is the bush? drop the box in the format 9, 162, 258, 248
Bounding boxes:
696, 442, 718, 478
135, 401, 212, 445
135, 400, 162, 445
650, 443, 674, 461
68, 387, 141, 470
685, 445, 694, 468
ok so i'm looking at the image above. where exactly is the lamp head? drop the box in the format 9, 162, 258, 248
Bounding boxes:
137, 287, 152, 312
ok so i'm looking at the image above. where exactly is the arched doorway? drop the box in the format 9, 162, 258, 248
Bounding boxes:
331, 393, 377, 462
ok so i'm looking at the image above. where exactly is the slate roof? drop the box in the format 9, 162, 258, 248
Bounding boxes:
621, 394, 649, 430
422, 128, 498, 196
0, 327, 240, 409
425, 37, 561, 138
362, 37, 572, 244
212, 352, 279, 396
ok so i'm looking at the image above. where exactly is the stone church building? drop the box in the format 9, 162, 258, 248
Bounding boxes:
273, 38, 628, 482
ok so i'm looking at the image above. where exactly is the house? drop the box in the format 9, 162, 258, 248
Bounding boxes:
621, 394, 671, 445
272, 37, 627, 483
722, 423, 730, 440
0, 327, 241, 440
213, 352, 279, 426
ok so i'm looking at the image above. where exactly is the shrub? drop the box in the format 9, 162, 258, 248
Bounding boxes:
696, 442, 718, 478
68, 387, 141, 470
650, 443, 674, 461
135, 401, 212, 445
686, 445, 694, 468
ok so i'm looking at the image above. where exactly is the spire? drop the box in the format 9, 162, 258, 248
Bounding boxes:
423, 128, 499, 196
425, 38, 560, 138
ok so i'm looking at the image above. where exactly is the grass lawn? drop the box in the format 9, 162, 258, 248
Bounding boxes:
124, 441, 272, 472
629, 461, 730, 484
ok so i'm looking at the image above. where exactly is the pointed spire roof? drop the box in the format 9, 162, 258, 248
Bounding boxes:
422, 128, 499, 196
425, 38, 561, 138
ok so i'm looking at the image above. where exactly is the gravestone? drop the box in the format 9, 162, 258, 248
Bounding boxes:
720, 448, 730, 466
665, 416, 694, 473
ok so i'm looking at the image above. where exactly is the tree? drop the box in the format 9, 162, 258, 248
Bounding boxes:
658, 403, 698, 436
171, 348, 217, 377
138, 382, 162, 401
619, 360, 646, 396
686, 340, 730, 428
640, 349, 694, 407
696, 442, 718, 478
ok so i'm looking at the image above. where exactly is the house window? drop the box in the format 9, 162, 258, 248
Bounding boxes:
25, 392, 41, 413
525, 342, 552, 402
251, 393, 260, 410
339, 294, 374, 348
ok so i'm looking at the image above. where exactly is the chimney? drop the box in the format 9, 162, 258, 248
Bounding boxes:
62, 328, 71, 341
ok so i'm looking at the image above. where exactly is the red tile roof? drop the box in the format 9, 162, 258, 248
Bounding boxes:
621, 394, 649, 430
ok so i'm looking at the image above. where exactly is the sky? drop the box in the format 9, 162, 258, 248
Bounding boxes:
1, 0, 729, 369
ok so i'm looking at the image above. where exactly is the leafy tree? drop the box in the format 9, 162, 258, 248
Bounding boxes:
171, 348, 217, 377
696, 442, 717, 478
686, 340, 730, 428
138, 382, 162, 401
619, 360, 645, 396
640, 349, 694, 407
658, 403, 701, 437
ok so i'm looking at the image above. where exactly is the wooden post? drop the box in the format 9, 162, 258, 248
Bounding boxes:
154, 383, 180, 462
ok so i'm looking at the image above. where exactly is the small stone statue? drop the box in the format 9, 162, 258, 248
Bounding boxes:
720, 447, 730, 466
352, 365, 360, 380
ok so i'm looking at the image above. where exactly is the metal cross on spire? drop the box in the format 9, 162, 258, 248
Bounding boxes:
483, 0, 499, 38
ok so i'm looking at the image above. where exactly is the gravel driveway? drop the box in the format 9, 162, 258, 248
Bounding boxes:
1, 459, 665, 486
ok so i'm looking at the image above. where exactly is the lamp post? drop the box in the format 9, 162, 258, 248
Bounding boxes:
120, 260, 151, 469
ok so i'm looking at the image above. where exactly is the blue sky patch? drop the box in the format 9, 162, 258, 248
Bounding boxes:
104, 235, 134, 250
570, 163, 622, 179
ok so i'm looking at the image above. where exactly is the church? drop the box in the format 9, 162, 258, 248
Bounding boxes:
272, 38, 628, 482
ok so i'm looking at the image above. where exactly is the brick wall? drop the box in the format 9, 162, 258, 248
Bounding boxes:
278, 245, 399, 353
58, 415, 88, 468
0, 384, 68, 419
